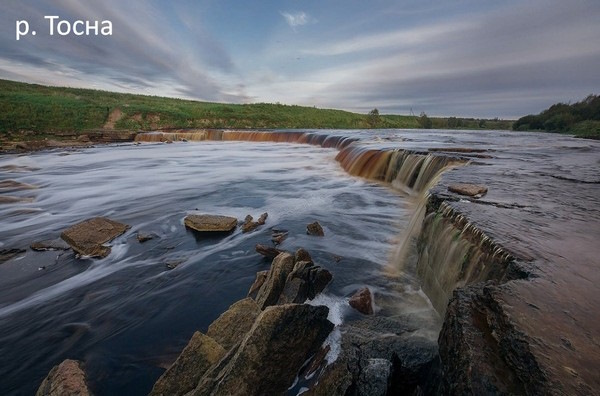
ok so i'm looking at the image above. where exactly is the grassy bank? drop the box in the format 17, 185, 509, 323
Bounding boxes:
0, 79, 513, 137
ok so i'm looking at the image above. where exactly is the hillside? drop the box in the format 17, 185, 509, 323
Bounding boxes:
513, 94, 600, 139
0, 79, 512, 137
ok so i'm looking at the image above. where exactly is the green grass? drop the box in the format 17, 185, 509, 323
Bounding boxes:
0, 79, 512, 135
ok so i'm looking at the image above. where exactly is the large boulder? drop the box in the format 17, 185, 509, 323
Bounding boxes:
247, 270, 269, 299
192, 304, 333, 396
255, 244, 283, 259
60, 217, 129, 258
207, 298, 261, 350
255, 252, 295, 309
184, 214, 237, 233
149, 332, 225, 396
36, 359, 90, 396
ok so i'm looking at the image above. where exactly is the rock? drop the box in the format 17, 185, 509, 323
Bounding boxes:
184, 214, 237, 233
36, 359, 90, 396
0, 195, 35, 204
357, 358, 392, 396
278, 262, 332, 304
191, 304, 333, 396
0, 248, 26, 264
255, 252, 295, 309
247, 270, 269, 299
165, 139, 173, 144
241, 212, 268, 233
307, 221, 325, 236
165, 260, 184, 270
255, 243, 283, 259
305, 344, 331, 377
349, 287, 374, 315
150, 332, 225, 396
0, 179, 38, 191
448, 183, 488, 197
304, 359, 353, 396
271, 231, 288, 245
30, 239, 71, 252
136, 232, 155, 243
438, 284, 550, 395
207, 298, 261, 350
295, 248, 312, 263
77, 134, 90, 142
60, 217, 130, 258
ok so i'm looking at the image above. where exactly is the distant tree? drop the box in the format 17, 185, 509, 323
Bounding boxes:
478, 119, 486, 128
367, 108, 380, 127
447, 117, 463, 128
418, 112, 432, 129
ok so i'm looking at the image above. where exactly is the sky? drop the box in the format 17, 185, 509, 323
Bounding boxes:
1, 0, 599, 118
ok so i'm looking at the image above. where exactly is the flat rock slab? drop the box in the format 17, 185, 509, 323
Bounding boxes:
184, 214, 238, 233
31, 239, 71, 251
61, 217, 130, 258
448, 183, 488, 197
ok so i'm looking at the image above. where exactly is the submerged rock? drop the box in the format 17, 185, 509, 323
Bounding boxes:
60, 217, 130, 258
36, 359, 90, 396
191, 304, 333, 396
306, 221, 325, 236
30, 239, 71, 252
136, 232, 155, 243
448, 183, 488, 197
349, 287, 374, 315
150, 332, 225, 396
271, 231, 288, 245
207, 298, 261, 350
184, 214, 237, 233
294, 247, 312, 263
0, 248, 26, 264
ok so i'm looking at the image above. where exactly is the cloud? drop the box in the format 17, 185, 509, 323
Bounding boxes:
280, 11, 314, 28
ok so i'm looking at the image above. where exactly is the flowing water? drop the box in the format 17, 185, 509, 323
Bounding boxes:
0, 140, 434, 395
1, 129, 599, 395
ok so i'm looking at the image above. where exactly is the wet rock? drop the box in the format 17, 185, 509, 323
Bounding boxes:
278, 261, 332, 304
136, 232, 155, 243
307, 221, 325, 236
165, 260, 184, 270
0, 195, 35, 204
295, 247, 312, 263
0, 179, 38, 191
191, 304, 333, 396
36, 359, 90, 396
0, 248, 26, 264
305, 344, 331, 377
60, 217, 130, 258
184, 214, 237, 233
271, 231, 288, 245
150, 332, 225, 396
349, 287, 374, 315
247, 270, 269, 298
333, 254, 343, 262
255, 252, 295, 309
439, 284, 549, 395
207, 298, 261, 350
241, 212, 268, 233
30, 239, 71, 252
448, 183, 488, 197
255, 243, 283, 259
357, 358, 393, 396
304, 359, 353, 396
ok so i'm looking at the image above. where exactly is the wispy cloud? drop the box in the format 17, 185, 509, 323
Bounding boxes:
280, 11, 315, 28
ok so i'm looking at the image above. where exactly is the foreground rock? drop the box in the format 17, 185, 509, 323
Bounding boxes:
192, 304, 333, 396
255, 252, 295, 309
306, 221, 325, 236
247, 270, 268, 298
447, 183, 488, 197
60, 217, 130, 258
207, 298, 261, 350
150, 332, 225, 396
184, 214, 237, 233
349, 287, 374, 315
307, 315, 438, 396
36, 359, 90, 396
0, 248, 26, 264
278, 260, 332, 304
